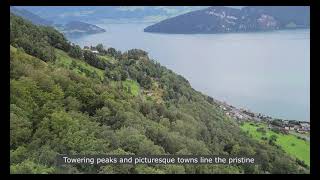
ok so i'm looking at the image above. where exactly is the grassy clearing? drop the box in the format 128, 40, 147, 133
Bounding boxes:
122, 79, 140, 97
55, 49, 105, 80
240, 122, 310, 166
110, 79, 140, 97
97, 55, 116, 64
10, 45, 48, 68
10, 45, 18, 53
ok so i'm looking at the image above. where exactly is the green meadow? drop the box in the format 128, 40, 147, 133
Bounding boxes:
240, 122, 310, 166
55, 49, 105, 80
122, 79, 140, 97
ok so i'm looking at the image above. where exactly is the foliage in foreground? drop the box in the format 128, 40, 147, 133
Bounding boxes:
10, 14, 309, 174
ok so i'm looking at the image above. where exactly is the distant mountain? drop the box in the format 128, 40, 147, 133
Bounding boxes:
58, 21, 106, 37
242, 6, 309, 28
10, 7, 53, 26
144, 6, 310, 34
14, 6, 208, 24
10, 7, 106, 37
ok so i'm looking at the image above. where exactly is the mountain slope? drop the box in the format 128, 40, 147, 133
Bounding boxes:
10, 7, 53, 26
144, 6, 310, 34
10, 14, 308, 174
15, 6, 208, 24
10, 8, 106, 37
58, 21, 106, 37
242, 6, 310, 28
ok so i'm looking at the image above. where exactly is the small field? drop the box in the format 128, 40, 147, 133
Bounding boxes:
240, 122, 310, 166
97, 55, 117, 64
55, 49, 105, 80
111, 79, 140, 97
122, 79, 140, 97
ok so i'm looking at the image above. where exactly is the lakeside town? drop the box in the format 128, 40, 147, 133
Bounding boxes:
213, 99, 310, 139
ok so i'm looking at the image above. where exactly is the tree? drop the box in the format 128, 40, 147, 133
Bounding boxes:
230, 144, 241, 155
83, 50, 105, 70
269, 135, 278, 146
96, 43, 104, 53
159, 118, 170, 128
64, 96, 82, 111
256, 127, 267, 135
10, 159, 55, 174
139, 101, 152, 116
120, 70, 128, 81
162, 132, 185, 154
223, 143, 234, 154
99, 165, 115, 174
163, 165, 185, 174
270, 135, 278, 142
271, 157, 298, 174
139, 75, 152, 89
42, 26, 71, 51
69, 44, 83, 59
127, 49, 148, 60
255, 149, 271, 172
128, 66, 139, 80
107, 47, 117, 57
95, 106, 113, 125
10, 14, 70, 62
10, 112, 32, 148
134, 165, 164, 174
10, 145, 28, 164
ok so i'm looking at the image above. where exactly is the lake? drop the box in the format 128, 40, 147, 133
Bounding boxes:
69, 23, 310, 122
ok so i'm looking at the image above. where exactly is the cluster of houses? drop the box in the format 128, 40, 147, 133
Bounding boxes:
216, 100, 261, 121
214, 99, 310, 134
268, 120, 310, 134
83, 46, 99, 54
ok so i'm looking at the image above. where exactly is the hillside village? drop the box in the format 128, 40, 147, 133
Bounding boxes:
213, 99, 310, 136
83, 46, 99, 53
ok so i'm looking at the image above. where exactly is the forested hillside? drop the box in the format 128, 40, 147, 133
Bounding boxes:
10, 7, 53, 26
144, 6, 309, 34
10, 14, 308, 174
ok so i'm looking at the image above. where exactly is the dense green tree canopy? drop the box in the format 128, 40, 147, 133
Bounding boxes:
9, 14, 308, 174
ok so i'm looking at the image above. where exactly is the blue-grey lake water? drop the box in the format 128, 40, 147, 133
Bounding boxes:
69, 23, 310, 121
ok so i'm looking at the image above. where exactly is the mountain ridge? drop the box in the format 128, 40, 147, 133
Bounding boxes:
144, 6, 310, 34
10, 7, 53, 26
58, 21, 106, 37
14, 6, 209, 24
10, 7, 106, 37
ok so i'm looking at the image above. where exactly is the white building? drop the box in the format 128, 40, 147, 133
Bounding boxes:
300, 123, 310, 131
